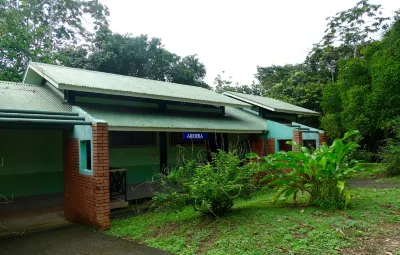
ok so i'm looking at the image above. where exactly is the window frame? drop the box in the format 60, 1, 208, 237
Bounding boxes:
79, 140, 92, 175
109, 131, 157, 148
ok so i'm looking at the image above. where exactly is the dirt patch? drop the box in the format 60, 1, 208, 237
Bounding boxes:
342, 224, 400, 255
197, 230, 220, 254
150, 222, 179, 239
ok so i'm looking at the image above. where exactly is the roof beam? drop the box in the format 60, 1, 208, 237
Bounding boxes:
0, 118, 92, 126
0, 113, 85, 121
0, 109, 77, 116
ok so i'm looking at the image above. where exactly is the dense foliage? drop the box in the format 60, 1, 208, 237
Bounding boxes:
321, 19, 400, 153
153, 150, 261, 216
247, 131, 366, 210
380, 121, 400, 176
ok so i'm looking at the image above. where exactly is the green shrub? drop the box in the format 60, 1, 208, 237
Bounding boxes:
349, 150, 374, 163
153, 150, 261, 216
247, 130, 367, 210
380, 123, 400, 176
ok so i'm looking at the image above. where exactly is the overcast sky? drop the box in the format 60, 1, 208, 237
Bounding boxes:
99, 0, 400, 86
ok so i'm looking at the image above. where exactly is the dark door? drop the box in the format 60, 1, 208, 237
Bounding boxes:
159, 132, 168, 174
206, 133, 228, 161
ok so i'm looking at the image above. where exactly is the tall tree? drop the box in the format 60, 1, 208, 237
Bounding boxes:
55, 27, 209, 88
0, 0, 109, 81
321, 19, 400, 152
322, 0, 390, 58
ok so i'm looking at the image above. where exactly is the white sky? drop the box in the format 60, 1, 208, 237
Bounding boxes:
99, 0, 400, 86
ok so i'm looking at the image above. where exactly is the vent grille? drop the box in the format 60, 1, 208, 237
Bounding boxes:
0, 224, 80, 243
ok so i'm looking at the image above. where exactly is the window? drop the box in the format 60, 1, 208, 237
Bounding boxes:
278, 140, 292, 152
303, 140, 317, 150
79, 140, 92, 172
170, 133, 205, 146
109, 131, 156, 147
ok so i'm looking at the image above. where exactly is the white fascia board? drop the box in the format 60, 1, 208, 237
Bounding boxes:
223, 92, 276, 111
27, 64, 61, 88
224, 92, 320, 116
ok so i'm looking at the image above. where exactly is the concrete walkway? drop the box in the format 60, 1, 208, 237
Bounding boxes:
0, 226, 172, 255
348, 178, 400, 188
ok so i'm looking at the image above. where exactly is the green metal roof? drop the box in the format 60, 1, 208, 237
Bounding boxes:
0, 81, 72, 113
223, 92, 320, 116
80, 105, 267, 133
25, 62, 250, 108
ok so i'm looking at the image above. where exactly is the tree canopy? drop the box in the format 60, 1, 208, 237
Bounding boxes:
0, 0, 209, 88
321, 18, 400, 152
0, 0, 109, 81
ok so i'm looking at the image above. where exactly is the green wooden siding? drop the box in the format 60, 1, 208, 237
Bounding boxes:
109, 145, 160, 184
0, 129, 63, 197
109, 132, 207, 184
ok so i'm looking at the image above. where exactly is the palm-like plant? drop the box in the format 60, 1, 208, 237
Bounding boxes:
247, 130, 366, 209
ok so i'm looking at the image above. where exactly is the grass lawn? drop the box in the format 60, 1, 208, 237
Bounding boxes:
107, 188, 400, 255
376, 175, 400, 183
353, 163, 387, 178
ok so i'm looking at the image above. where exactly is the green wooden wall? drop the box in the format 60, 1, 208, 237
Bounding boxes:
109, 145, 160, 184
109, 132, 207, 184
0, 129, 64, 198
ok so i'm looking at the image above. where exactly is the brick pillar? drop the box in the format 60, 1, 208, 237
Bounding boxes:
293, 130, 302, 152
92, 123, 110, 230
318, 133, 327, 147
249, 134, 265, 156
63, 123, 110, 230
267, 138, 275, 155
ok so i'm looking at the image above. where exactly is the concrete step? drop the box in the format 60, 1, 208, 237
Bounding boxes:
110, 199, 129, 210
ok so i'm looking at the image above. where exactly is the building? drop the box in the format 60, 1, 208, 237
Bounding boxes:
0, 62, 325, 231
223, 92, 326, 153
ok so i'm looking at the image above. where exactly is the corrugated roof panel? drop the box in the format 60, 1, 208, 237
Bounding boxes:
27, 62, 250, 108
223, 92, 320, 116
81, 105, 267, 133
0, 81, 72, 113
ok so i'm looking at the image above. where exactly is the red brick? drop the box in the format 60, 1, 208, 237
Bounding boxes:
318, 133, 327, 146
63, 123, 111, 230
267, 138, 275, 155
293, 130, 302, 152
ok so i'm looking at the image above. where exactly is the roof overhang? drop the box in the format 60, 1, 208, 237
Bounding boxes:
108, 126, 263, 133
223, 92, 320, 116
24, 63, 252, 109
59, 83, 251, 109
80, 105, 267, 134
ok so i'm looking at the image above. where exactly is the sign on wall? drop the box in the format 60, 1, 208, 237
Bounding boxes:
183, 132, 207, 140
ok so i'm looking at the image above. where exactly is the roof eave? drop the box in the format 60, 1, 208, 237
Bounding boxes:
108, 126, 264, 133
224, 92, 320, 116
25, 63, 61, 87
59, 83, 251, 109
223, 92, 275, 111
274, 109, 320, 116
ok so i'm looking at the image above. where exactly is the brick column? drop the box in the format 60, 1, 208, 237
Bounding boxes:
63, 123, 110, 230
249, 134, 265, 156
92, 123, 110, 230
318, 133, 327, 147
293, 130, 302, 152
267, 138, 275, 155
